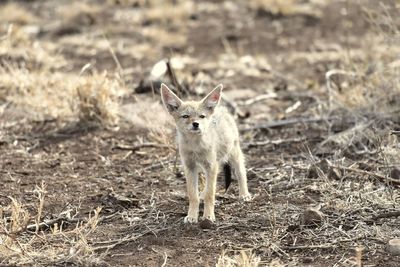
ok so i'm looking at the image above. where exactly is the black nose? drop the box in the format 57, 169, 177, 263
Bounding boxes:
192, 122, 199, 128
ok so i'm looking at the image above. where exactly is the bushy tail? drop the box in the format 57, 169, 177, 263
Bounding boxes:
223, 163, 232, 191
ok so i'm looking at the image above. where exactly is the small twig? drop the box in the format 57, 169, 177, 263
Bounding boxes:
161, 252, 168, 267
237, 92, 278, 106
244, 137, 307, 148
240, 116, 338, 131
142, 159, 175, 172
34, 182, 47, 234
372, 210, 400, 220
25, 217, 84, 232
333, 165, 400, 186
93, 226, 170, 251
166, 59, 186, 97
113, 142, 173, 151
103, 33, 124, 78
221, 95, 248, 119
281, 244, 335, 250
24, 212, 117, 232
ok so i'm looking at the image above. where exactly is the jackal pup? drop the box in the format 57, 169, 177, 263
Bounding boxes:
161, 84, 251, 223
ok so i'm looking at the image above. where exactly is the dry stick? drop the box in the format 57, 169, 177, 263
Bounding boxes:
161, 252, 168, 267
92, 227, 170, 251
237, 93, 278, 106
240, 116, 339, 132
103, 33, 125, 86
113, 142, 173, 151
221, 95, 248, 119
34, 182, 47, 234
166, 59, 186, 97
282, 244, 336, 250
372, 210, 400, 220
238, 92, 320, 107
24, 212, 117, 232
244, 137, 308, 147
334, 165, 400, 186
282, 235, 384, 251
142, 159, 175, 172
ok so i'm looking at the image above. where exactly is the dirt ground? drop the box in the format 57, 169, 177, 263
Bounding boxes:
1, 0, 400, 266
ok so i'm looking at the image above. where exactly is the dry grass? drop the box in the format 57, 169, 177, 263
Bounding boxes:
0, 25, 125, 125
248, 0, 325, 17
0, 0, 399, 266
321, 6, 400, 158
1, 66, 124, 125
143, 0, 193, 25
77, 71, 123, 127
0, 3, 39, 25
216, 250, 261, 267
0, 185, 104, 266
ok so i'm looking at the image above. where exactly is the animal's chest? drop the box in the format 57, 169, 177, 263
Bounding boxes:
184, 147, 211, 163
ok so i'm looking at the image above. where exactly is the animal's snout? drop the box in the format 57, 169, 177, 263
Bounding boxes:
192, 122, 199, 129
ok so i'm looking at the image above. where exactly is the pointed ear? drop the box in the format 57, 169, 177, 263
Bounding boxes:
201, 84, 223, 111
160, 83, 182, 114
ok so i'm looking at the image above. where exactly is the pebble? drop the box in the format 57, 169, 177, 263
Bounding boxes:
199, 218, 215, 229
301, 207, 324, 226
387, 239, 400, 256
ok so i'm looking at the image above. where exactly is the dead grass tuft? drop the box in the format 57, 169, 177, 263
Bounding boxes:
0, 64, 124, 126
0, 187, 104, 266
248, 0, 325, 17
216, 250, 261, 267
143, 0, 193, 25
77, 71, 123, 127
0, 3, 39, 25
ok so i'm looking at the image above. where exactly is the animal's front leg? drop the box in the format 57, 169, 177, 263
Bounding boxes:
202, 163, 219, 222
183, 165, 199, 223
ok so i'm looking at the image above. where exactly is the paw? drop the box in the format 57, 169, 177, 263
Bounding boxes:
240, 193, 252, 202
184, 216, 198, 224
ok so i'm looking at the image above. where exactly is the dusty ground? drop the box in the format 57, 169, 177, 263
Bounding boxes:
1, 0, 400, 266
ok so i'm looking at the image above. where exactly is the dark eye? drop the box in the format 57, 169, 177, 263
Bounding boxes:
199, 115, 206, 118
181, 115, 189, 118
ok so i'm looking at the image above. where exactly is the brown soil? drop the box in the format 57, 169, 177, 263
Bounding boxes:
1, 0, 400, 266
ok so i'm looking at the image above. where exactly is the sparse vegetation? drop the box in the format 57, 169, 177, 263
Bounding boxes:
0, 0, 399, 266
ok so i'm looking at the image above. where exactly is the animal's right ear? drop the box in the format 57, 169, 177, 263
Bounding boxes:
160, 83, 182, 114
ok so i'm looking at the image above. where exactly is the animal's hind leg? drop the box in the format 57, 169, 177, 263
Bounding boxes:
230, 145, 251, 201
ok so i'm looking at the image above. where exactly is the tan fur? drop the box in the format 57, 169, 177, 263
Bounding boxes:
161, 84, 251, 223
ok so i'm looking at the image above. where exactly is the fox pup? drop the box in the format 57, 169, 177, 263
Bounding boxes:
161, 83, 251, 223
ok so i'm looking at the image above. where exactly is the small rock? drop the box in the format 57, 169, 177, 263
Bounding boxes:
389, 168, 400, 180
199, 219, 215, 229
307, 159, 330, 179
307, 165, 319, 179
307, 159, 341, 180
387, 239, 400, 255
301, 207, 324, 226
358, 162, 373, 171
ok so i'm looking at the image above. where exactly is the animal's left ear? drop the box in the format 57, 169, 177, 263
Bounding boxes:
201, 84, 223, 112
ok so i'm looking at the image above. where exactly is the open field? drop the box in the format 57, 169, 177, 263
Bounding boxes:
1, 0, 400, 266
